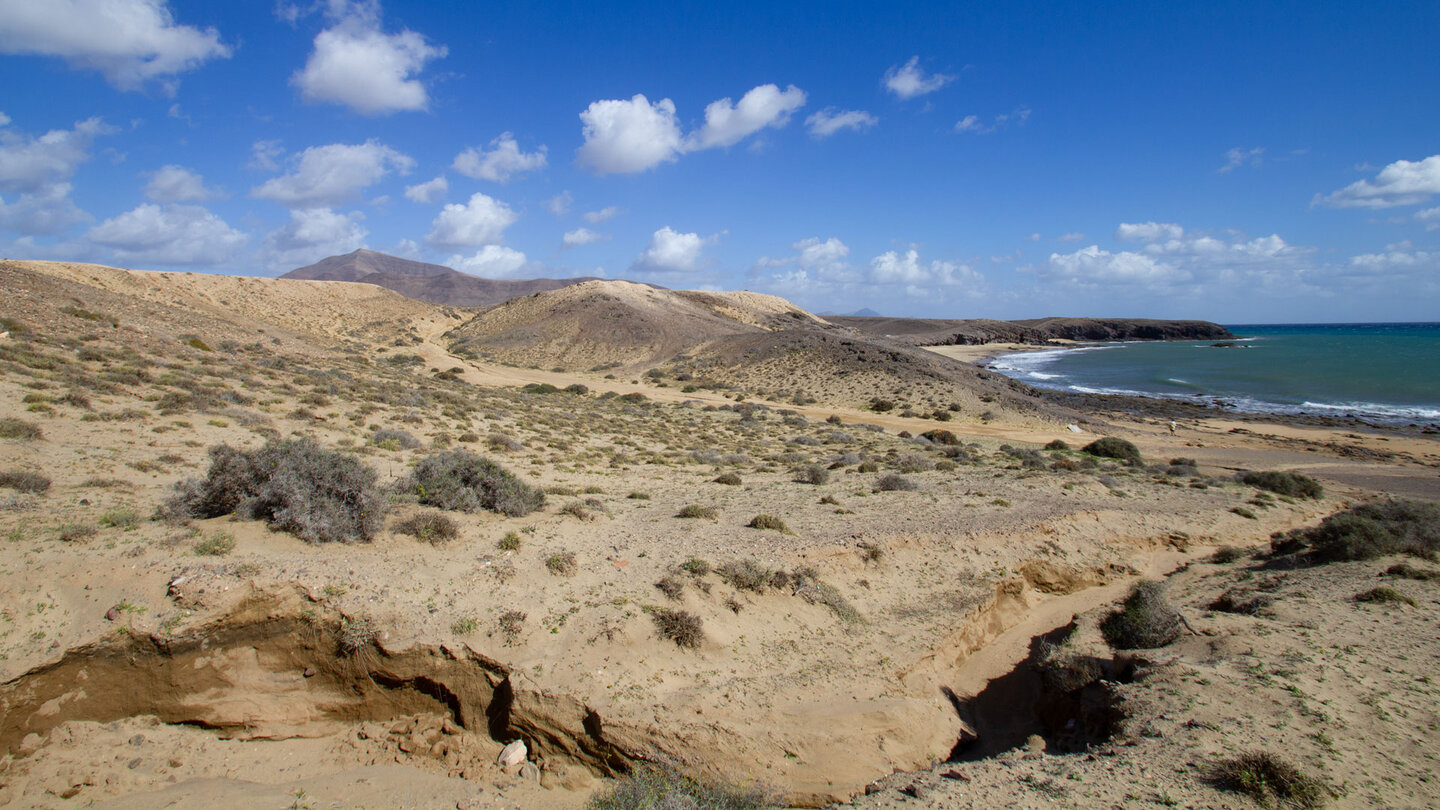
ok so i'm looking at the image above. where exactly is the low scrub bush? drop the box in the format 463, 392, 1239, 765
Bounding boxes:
405, 449, 544, 517
192, 531, 235, 556
677, 504, 719, 520
1100, 582, 1184, 649
1354, 586, 1415, 606
0, 418, 43, 441
1044, 439, 1070, 451
370, 428, 421, 450
873, 473, 919, 492
1240, 470, 1323, 499
546, 550, 578, 576
1082, 437, 1142, 464
712, 472, 742, 486
587, 764, 780, 810
655, 576, 685, 600
1274, 499, 1440, 562
395, 511, 459, 544
1384, 561, 1440, 582
650, 608, 703, 649
717, 559, 774, 593
919, 429, 959, 445
747, 513, 789, 532
164, 439, 384, 544
793, 464, 829, 485
0, 471, 50, 494
895, 453, 936, 473
1210, 752, 1333, 809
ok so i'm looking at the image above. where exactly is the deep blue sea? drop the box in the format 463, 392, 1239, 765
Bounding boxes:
986, 323, 1440, 425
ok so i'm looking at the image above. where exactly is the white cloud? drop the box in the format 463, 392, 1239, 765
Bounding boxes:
576, 94, 683, 174
805, 108, 877, 138
452, 133, 547, 183
261, 207, 366, 271
633, 226, 716, 272
795, 237, 849, 272
0, 0, 230, 92
86, 203, 245, 266
954, 115, 986, 134
684, 84, 806, 151
292, 1, 446, 115
0, 117, 112, 236
144, 164, 219, 202
403, 175, 446, 203
956, 107, 1031, 134
0, 182, 90, 235
1317, 155, 1440, 208
561, 227, 607, 248
424, 192, 517, 249
1058, 232, 1086, 242
1220, 146, 1264, 173
0, 112, 9, 127
1115, 221, 1185, 242
251, 140, 413, 208
448, 245, 528, 278
1417, 207, 1440, 230
1349, 244, 1434, 272
546, 190, 572, 216
883, 56, 954, 99
869, 249, 982, 288
1043, 245, 1188, 286
583, 206, 620, 225
248, 140, 284, 172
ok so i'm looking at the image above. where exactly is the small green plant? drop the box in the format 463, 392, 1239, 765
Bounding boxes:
498, 609, 526, 641
1241, 470, 1323, 499
677, 504, 719, 520
100, 508, 141, 530
1101, 582, 1184, 649
1210, 752, 1333, 809
192, 531, 235, 556
650, 607, 703, 649
1384, 562, 1440, 582
681, 558, 711, 577
59, 523, 97, 542
546, 550, 578, 576
394, 511, 459, 544
452, 617, 479, 634
586, 764, 779, 810
747, 513, 789, 532
497, 530, 522, 551
1231, 506, 1258, 520
1354, 586, 1415, 606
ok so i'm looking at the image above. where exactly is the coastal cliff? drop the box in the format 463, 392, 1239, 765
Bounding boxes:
828, 316, 1234, 346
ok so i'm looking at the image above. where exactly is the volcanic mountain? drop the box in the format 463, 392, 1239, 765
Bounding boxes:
281, 249, 598, 308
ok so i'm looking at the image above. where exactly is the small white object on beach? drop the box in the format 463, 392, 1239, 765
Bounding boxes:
498, 739, 527, 766
1066, 424, 1083, 433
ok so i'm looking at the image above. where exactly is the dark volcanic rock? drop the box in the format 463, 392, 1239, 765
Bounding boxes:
829, 316, 1232, 346
282, 249, 600, 308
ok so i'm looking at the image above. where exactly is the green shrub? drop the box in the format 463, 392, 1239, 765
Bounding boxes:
1278, 499, 1440, 562
677, 504, 719, 520
193, 531, 235, 556
1044, 439, 1070, 451
497, 530, 521, 551
1240, 470, 1323, 499
546, 550, 578, 576
1101, 582, 1183, 649
100, 508, 141, 530
747, 513, 789, 532
0, 471, 50, 494
587, 764, 779, 810
1231, 506, 1258, 520
650, 608, 703, 649
521, 382, 559, 394
1384, 562, 1440, 582
1354, 586, 1415, 606
395, 511, 459, 544
681, 558, 711, 577
405, 449, 544, 517
0, 418, 43, 441
1082, 437, 1142, 464
1210, 545, 1247, 563
1210, 752, 1333, 809
873, 473, 918, 492
59, 523, 97, 542
163, 438, 384, 544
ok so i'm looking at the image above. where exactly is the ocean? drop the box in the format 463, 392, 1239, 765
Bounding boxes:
985, 322, 1440, 425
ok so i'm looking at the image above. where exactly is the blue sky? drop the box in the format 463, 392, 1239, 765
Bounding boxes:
1, 0, 1438, 322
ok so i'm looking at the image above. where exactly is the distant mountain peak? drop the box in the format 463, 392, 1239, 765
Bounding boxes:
281, 250, 600, 307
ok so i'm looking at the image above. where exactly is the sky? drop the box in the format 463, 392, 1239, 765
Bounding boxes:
1, 0, 1438, 323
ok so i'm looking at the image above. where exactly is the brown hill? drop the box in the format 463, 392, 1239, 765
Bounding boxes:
282, 249, 599, 308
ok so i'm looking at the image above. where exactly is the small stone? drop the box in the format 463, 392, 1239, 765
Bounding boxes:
303, 667, 316, 678
940, 769, 970, 781
900, 783, 926, 799
497, 739, 527, 767
863, 783, 882, 795
127, 757, 142, 770
168, 758, 183, 768
519, 762, 540, 782
105, 607, 120, 622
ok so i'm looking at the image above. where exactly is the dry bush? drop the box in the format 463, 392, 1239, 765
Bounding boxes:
1240, 470, 1323, 499
677, 504, 719, 520
0, 418, 43, 441
370, 428, 421, 450
587, 764, 780, 810
894, 453, 936, 473
395, 511, 459, 544
747, 513, 789, 532
0, 471, 50, 494
655, 576, 685, 600
650, 608, 703, 649
163, 438, 384, 544
1101, 582, 1184, 649
873, 473, 919, 492
1275, 499, 1439, 562
498, 609, 526, 641
546, 550, 578, 576
1354, 586, 1415, 606
405, 449, 544, 517
1082, 437, 1142, 465
717, 559, 774, 593
1210, 752, 1333, 809
712, 472, 742, 486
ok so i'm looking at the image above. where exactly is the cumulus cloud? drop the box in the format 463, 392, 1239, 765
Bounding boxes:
883, 56, 954, 99
251, 140, 413, 208
1316, 155, 1440, 208
1417, 207, 1440, 230
86, 202, 246, 266
144, 164, 220, 202
545, 191, 572, 216
577, 83, 808, 174
292, 0, 446, 115
448, 244, 528, 278
870, 249, 983, 289
576, 94, 683, 174
956, 107, 1031, 134
0, 116, 113, 236
0, 0, 230, 92
806, 108, 877, 138
583, 206, 620, 225
561, 227, 607, 248
1349, 242, 1434, 273
684, 84, 806, 151
795, 236, 850, 272
403, 175, 446, 203
424, 192, 517, 249
262, 207, 366, 271
1042, 245, 1187, 287
1115, 221, 1184, 242
452, 133, 547, 183
1220, 146, 1264, 173
633, 226, 717, 272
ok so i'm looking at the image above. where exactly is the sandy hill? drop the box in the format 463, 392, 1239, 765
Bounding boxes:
282, 249, 600, 308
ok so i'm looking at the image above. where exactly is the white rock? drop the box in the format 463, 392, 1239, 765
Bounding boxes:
497, 739, 527, 766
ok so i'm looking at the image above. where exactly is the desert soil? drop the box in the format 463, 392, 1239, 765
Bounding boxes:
0, 259, 1436, 809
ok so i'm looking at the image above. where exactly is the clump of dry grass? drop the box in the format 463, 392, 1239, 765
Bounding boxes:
546, 550, 578, 576
0, 418, 43, 441
747, 513, 789, 532
394, 511, 459, 544
650, 608, 703, 649
1210, 752, 1333, 809
873, 473, 918, 492
677, 504, 719, 520
0, 471, 50, 494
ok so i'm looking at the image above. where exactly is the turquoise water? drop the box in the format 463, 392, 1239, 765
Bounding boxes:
987, 323, 1440, 424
